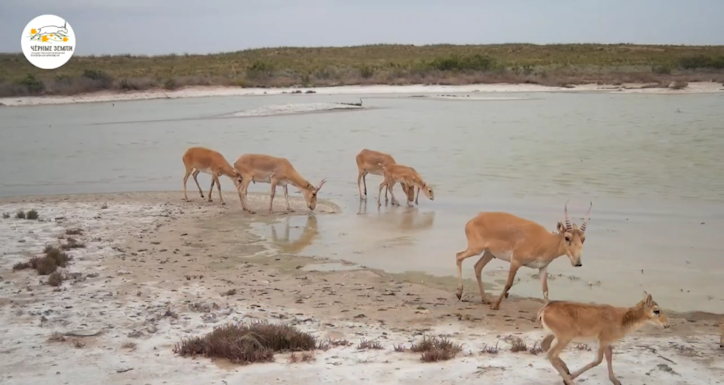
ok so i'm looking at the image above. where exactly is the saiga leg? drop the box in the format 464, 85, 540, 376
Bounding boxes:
455, 247, 485, 300
415, 186, 420, 205
377, 180, 387, 207
473, 250, 495, 304
388, 181, 401, 206
192, 170, 204, 198
268, 180, 278, 213
604, 346, 621, 385
547, 336, 576, 385
238, 178, 254, 213
357, 170, 367, 200
207, 175, 215, 202
492, 261, 522, 310
539, 266, 550, 301
570, 344, 606, 380
283, 185, 295, 213
214, 174, 224, 205
182, 167, 193, 202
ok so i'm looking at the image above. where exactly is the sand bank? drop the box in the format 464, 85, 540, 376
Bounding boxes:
1, 82, 722, 107
0, 192, 721, 384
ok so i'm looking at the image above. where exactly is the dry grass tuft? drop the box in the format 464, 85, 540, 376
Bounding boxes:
48, 332, 66, 342
288, 351, 315, 363
47, 271, 64, 286
669, 80, 689, 89
121, 342, 137, 350
574, 343, 592, 351
317, 338, 352, 350
2, 212, 9, 219
12, 261, 31, 271
481, 341, 500, 354
398, 335, 464, 363
25, 209, 39, 220
13, 245, 72, 275
509, 337, 528, 353
15, 210, 25, 219
174, 321, 317, 364
65, 228, 83, 235
528, 341, 545, 355
61, 237, 86, 250
357, 339, 384, 350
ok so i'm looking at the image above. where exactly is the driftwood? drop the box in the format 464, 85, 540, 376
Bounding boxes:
336, 98, 363, 107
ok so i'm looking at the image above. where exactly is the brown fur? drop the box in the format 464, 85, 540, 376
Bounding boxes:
233, 153, 326, 214
377, 163, 434, 207
355, 149, 415, 204
182, 147, 242, 205
538, 292, 669, 385
455, 201, 592, 310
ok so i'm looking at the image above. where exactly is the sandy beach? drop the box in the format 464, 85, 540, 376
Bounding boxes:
1, 192, 722, 385
1, 81, 723, 107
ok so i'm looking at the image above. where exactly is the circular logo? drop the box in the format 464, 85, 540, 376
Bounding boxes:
20, 14, 76, 70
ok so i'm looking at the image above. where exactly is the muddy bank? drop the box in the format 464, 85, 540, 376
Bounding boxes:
0, 192, 721, 384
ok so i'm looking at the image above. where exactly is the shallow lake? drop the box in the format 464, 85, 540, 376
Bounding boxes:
1, 91, 723, 313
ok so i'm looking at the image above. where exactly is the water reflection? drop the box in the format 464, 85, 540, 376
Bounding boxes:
269, 214, 320, 254
357, 200, 436, 232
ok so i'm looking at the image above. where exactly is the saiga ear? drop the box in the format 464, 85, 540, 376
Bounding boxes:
642, 291, 653, 306
556, 221, 566, 233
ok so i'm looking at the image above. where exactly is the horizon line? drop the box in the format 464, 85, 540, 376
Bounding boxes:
3, 42, 724, 57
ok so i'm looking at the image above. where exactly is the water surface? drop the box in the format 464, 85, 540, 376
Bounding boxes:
1, 91, 723, 313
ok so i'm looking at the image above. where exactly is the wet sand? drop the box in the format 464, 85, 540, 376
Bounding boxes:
1, 81, 722, 107
1, 192, 722, 384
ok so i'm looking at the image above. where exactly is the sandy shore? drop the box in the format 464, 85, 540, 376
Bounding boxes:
1, 192, 722, 384
1, 81, 723, 107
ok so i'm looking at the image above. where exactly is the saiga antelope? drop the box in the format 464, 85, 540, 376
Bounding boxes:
234, 154, 327, 214
538, 292, 669, 385
377, 163, 434, 207
455, 201, 592, 310
182, 147, 243, 205
355, 149, 416, 204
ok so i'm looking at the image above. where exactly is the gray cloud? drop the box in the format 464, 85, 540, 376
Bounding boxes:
1, 0, 722, 55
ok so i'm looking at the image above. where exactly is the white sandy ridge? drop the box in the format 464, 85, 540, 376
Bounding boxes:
1, 81, 722, 107
0, 201, 721, 385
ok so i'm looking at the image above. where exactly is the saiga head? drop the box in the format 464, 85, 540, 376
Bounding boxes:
556, 200, 592, 267
228, 170, 243, 191
637, 291, 670, 329
421, 183, 434, 201
301, 178, 327, 211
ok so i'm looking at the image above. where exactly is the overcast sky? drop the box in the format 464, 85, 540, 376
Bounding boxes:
2, 0, 723, 55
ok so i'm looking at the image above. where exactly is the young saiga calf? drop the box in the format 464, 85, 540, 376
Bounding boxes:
181, 147, 243, 205
233, 154, 327, 214
455, 201, 592, 309
355, 148, 416, 204
377, 163, 434, 207
538, 292, 670, 385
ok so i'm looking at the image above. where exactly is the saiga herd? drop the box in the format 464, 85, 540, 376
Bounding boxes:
181, 146, 720, 384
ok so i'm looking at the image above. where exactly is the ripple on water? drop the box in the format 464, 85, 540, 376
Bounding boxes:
225, 103, 363, 118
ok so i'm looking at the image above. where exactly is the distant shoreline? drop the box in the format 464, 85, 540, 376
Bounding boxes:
2, 44, 724, 106
2, 81, 722, 107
